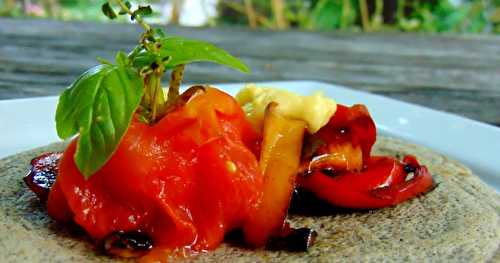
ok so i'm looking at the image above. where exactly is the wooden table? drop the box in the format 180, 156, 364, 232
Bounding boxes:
1, 18, 499, 126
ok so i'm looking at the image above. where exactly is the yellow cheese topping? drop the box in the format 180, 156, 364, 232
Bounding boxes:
235, 84, 337, 134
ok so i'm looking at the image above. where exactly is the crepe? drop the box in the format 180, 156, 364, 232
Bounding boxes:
0, 136, 499, 262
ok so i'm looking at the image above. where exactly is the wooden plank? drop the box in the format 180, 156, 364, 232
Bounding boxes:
0, 18, 499, 125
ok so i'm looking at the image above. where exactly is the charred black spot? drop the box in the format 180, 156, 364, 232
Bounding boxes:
103, 231, 153, 258
320, 167, 337, 177
24, 152, 63, 203
403, 164, 417, 174
289, 188, 353, 216
224, 228, 246, 247
266, 227, 317, 252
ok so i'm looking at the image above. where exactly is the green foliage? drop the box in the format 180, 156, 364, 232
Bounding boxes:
398, 0, 489, 33
132, 5, 152, 20
217, 0, 500, 34
130, 36, 250, 73
56, 62, 144, 178
101, 2, 117, 19
307, 0, 345, 30
53, 0, 250, 179
118, 1, 132, 14
1, 1, 498, 33
157, 36, 250, 73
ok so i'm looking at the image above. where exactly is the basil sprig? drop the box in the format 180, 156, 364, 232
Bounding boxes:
162, 37, 248, 72
55, 1, 250, 179
56, 55, 143, 178
131, 36, 249, 73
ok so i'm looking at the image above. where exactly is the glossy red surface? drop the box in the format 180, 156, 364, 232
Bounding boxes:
48, 88, 263, 251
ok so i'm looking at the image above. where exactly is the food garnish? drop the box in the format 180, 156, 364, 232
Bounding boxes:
23, 1, 436, 260
55, 0, 249, 178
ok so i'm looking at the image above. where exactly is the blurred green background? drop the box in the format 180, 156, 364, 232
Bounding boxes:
1, 0, 499, 33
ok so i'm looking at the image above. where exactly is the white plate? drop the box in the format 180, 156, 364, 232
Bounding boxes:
1, 81, 499, 191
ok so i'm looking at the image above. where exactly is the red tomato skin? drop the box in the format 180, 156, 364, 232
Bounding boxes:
46, 179, 73, 223
51, 88, 263, 251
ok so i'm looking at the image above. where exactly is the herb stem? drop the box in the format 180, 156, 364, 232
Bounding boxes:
143, 76, 152, 107
110, 0, 164, 124
167, 64, 185, 104
150, 70, 167, 122
150, 75, 159, 121
113, 0, 151, 32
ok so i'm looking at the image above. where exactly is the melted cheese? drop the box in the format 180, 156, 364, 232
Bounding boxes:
235, 84, 337, 133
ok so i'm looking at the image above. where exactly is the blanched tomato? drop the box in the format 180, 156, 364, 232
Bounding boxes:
49, 88, 263, 251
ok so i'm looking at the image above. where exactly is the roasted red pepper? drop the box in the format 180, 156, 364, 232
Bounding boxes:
300, 104, 435, 209
299, 155, 435, 209
43, 90, 436, 256
48, 88, 263, 251
309, 104, 376, 163
243, 103, 306, 247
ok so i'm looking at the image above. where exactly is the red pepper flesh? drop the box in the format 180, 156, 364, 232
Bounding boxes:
48, 88, 263, 251
300, 156, 435, 209
300, 104, 435, 209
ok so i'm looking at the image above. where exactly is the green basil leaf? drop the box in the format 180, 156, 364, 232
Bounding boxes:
135, 5, 153, 17
115, 51, 130, 66
153, 28, 166, 38
131, 50, 160, 69
131, 5, 152, 21
96, 57, 112, 65
55, 64, 144, 178
102, 3, 117, 20
158, 36, 250, 73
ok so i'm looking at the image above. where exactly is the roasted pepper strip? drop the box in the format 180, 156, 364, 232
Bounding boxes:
299, 155, 435, 209
243, 103, 306, 247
